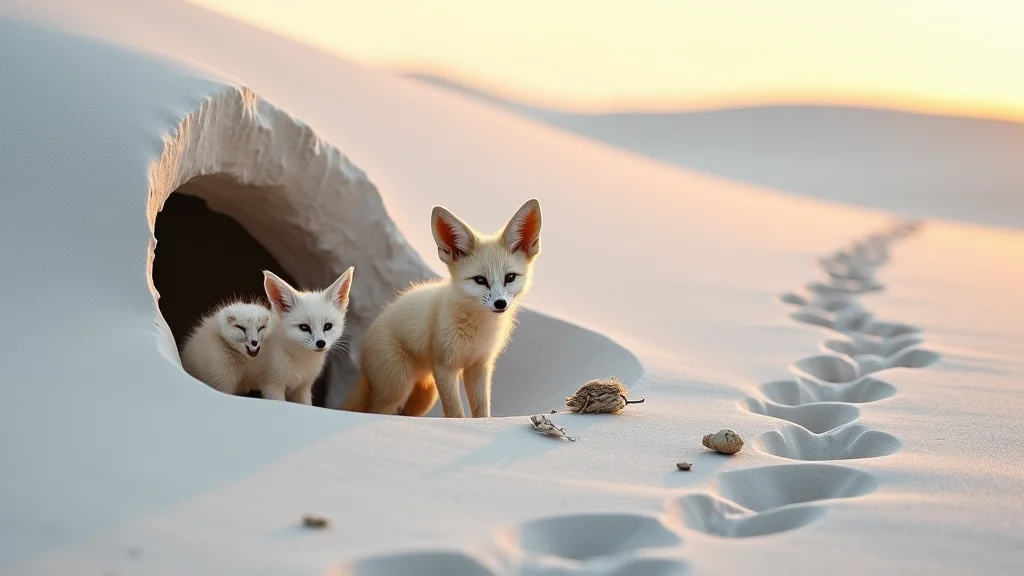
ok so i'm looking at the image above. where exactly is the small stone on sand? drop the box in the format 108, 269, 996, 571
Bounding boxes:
302, 514, 330, 529
676, 462, 692, 471
702, 429, 744, 455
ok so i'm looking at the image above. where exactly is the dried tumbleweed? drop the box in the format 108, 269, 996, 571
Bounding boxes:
702, 429, 744, 455
529, 414, 577, 442
564, 377, 645, 414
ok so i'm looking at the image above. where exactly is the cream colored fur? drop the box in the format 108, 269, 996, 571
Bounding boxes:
341, 199, 543, 418
180, 301, 272, 396
247, 267, 354, 405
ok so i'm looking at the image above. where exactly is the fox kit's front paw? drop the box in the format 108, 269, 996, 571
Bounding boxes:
435, 369, 466, 418
463, 362, 494, 418
261, 386, 287, 401
287, 385, 313, 405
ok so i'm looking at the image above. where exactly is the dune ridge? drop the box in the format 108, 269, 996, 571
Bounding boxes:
405, 72, 1024, 231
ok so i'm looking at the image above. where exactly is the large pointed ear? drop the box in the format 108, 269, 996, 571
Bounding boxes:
431, 205, 475, 265
220, 307, 238, 325
263, 270, 298, 314
325, 266, 354, 310
501, 199, 542, 259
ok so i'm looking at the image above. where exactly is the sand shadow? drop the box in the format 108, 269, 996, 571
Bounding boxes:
427, 413, 612, 477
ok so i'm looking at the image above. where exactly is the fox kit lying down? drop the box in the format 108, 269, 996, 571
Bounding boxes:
341, 199, 543, 418
180, 301, 271, 395
251, 267, 354, 405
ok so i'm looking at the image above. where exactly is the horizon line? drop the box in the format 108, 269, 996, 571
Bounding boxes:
392, 63, 1024, 125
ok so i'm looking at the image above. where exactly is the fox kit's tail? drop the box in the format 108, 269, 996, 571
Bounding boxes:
340, 375, 371, 412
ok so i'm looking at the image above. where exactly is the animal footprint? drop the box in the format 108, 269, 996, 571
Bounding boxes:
861, 320, 920, 340
885, 347, 940, 369
849, 346, 941, 376
337, 549, 498, 576
740, 397, 860, 434
676, 492, 826, 539
778, 291, 809, 306
674, 464, 878, 538
755, 423, 900, 461
823, 334, 922, 358
599, 558, 690, 576
789, 306, 874, 333
759, 377, 896, 405
818, 254, 880, 282
805, 277, 884, 297
518, 557, 690, 576
783, 291, 870, 324
509, 512, 681, 562
792, 354, 860, 384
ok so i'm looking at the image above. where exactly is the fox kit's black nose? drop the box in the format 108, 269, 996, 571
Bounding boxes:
494, 299, 507, 310
250, 340, 258, 346
316, 339, 327, 349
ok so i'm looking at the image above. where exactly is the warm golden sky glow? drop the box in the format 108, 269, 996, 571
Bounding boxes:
188, 0, 1024, 119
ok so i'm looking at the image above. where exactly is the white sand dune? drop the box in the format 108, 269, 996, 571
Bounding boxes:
1, 2, 1023, 575
409, 73, 1024, 231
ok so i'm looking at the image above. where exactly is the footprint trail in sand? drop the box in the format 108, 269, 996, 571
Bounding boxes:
682, 219, 940, 538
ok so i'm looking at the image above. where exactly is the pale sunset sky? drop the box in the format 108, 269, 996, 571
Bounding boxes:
188, 0, 1024, 120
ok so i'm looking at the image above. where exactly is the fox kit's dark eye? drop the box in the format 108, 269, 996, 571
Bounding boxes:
504, 273, 518, 285
323, 323, 333, 332
234, 325, 246, 333
299, 324, 311, 333
472, 275, 489, 288
257, 326, 266, 333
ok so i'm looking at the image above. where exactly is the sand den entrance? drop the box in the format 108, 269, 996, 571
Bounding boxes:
145, 87, 429, 408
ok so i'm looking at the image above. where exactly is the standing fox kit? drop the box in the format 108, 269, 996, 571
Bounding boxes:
252, 267, 354, 405
342, 199, 543, 418
180, 302, 272, 396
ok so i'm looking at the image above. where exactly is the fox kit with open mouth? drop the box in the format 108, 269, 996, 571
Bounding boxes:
341, 199, 543, 418
180, 301, 272, 395
250, 267, 354, 405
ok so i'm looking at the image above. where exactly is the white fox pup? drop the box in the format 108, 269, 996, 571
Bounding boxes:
180, 302, 272, 395
250, 267, 354, 405
341, 199, 543, 418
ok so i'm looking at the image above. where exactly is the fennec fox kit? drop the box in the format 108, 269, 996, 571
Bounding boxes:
180, 301, 271, 395
253, 268, 354, 405
342, 199, 542, 418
